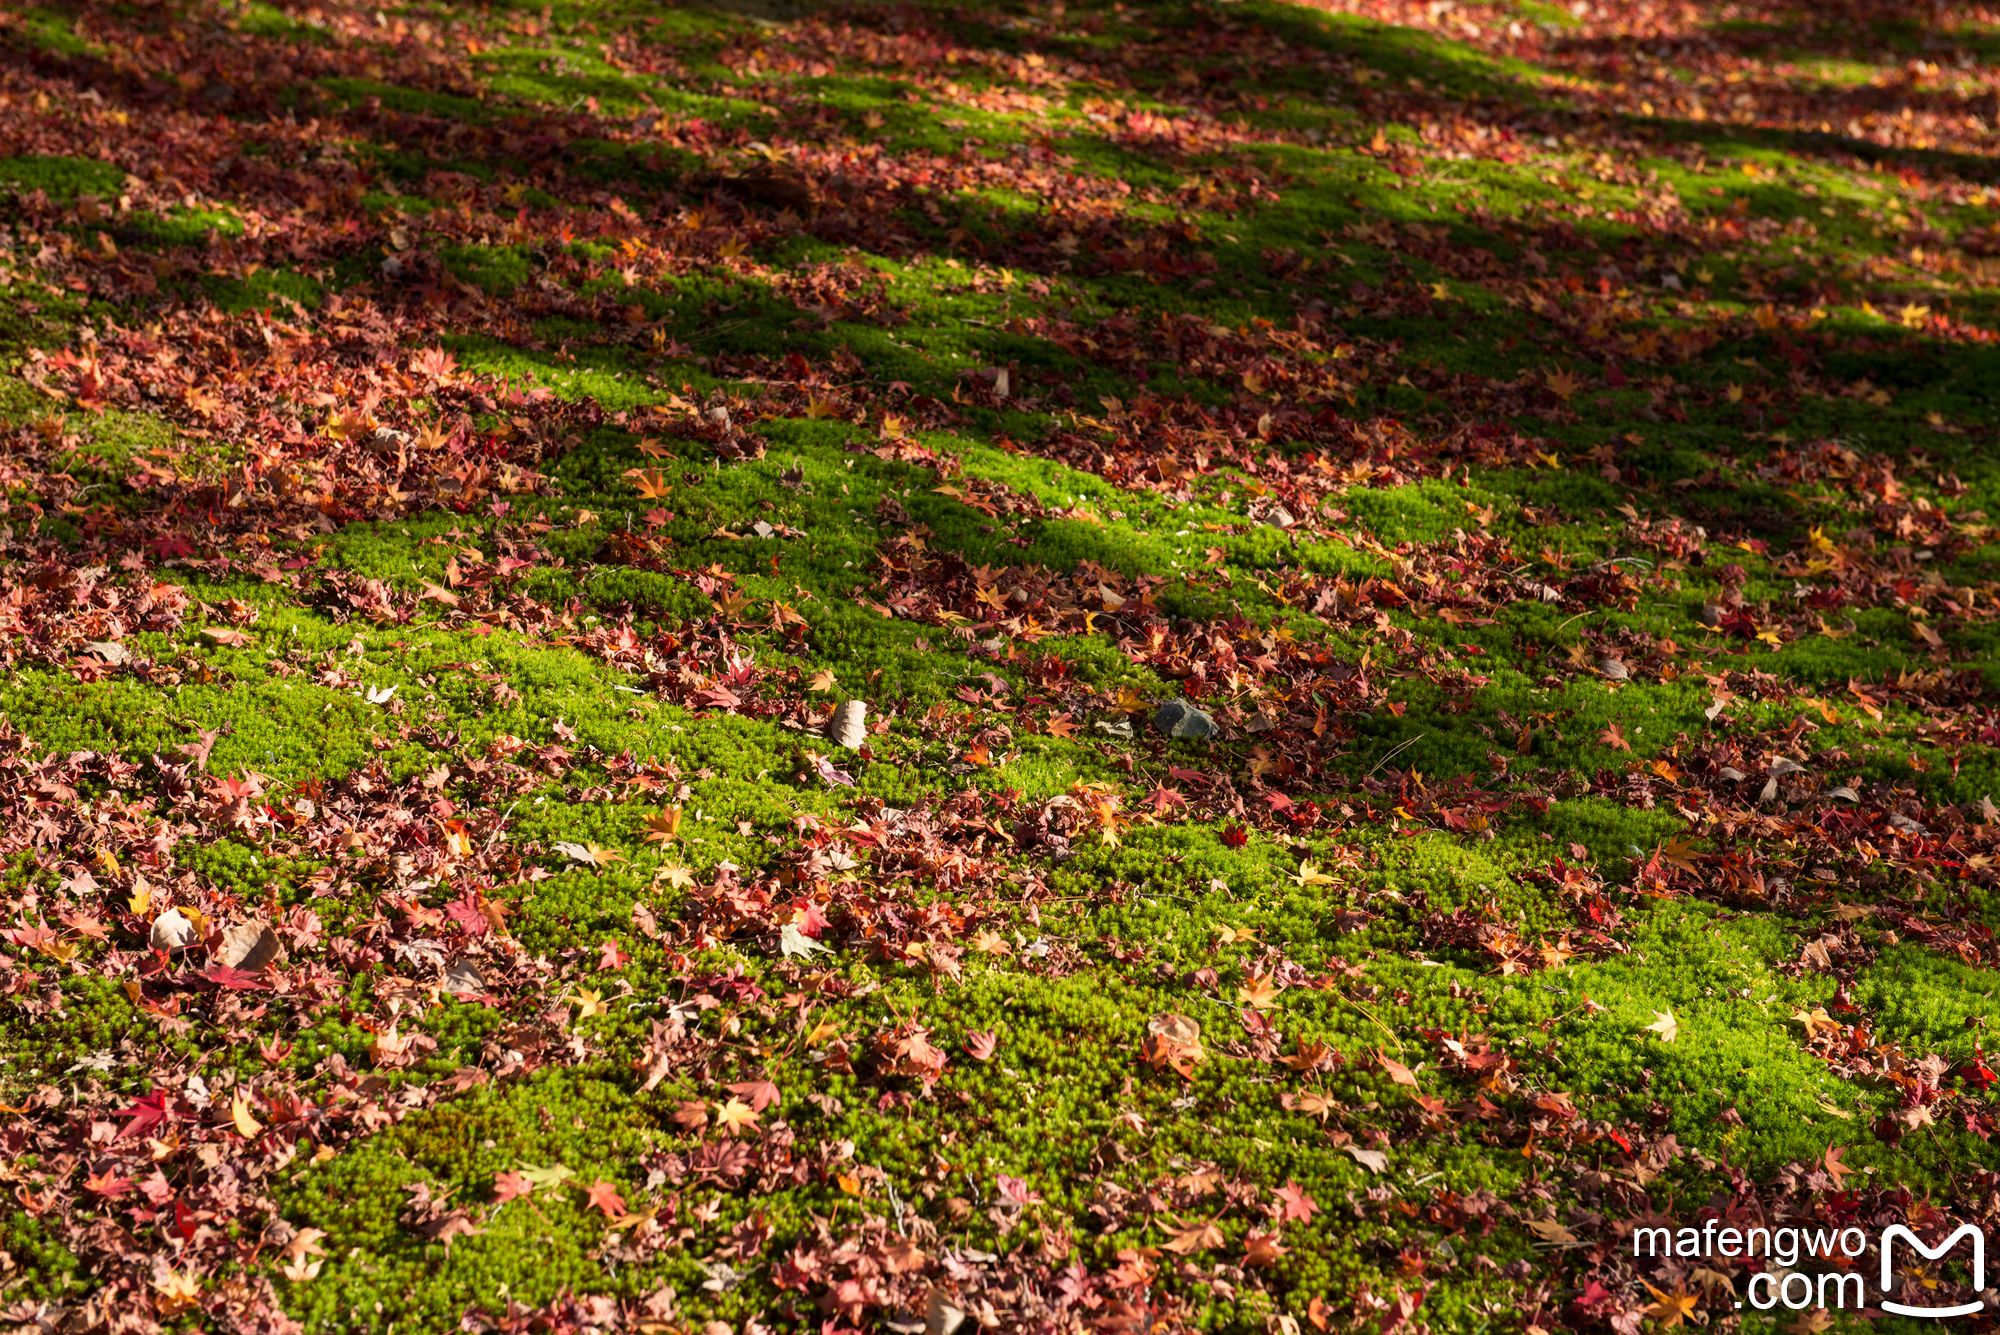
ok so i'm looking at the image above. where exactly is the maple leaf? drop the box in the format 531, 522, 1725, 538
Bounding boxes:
574, 989, 609, 1019
996, 1174, 1042, 1205
153, 1270, 202, 1315
516, 1162, 576, 1192
1790, 1007, 1840, 1041
642, 806, 684, 843
1243, 1229, 1289, 1267
116, 1089, 170, 1140
1161, 1218, 1224, 1254
1237, 974, 1282, 1010
1644, 1010, 1679, 1043
230, 1094, 263, 1139
779, 923, 830, 960
726, 1078, 782, 1112
1275, 1180, 1319, 1223
584, 1180, 629, 1219
203, 626, 257, 647
1545, 368, 1584, 402
1822, 1143, 1855, 1188
964, 1029, 999, 1060
1598, 721, 1632, 751
492, 1170, 534, 1204
623, 467, 673, 498
176, 727, 222, 772
807, 669, 838, 692
1641, 1281, 1698, 1329
1290, 860, 1335, 887
1285, 1090, 1337, 1121
715, 1097, 761, 1136
1342, 1144, 1390, 1173
811, 752, 855, 787
1377, 1051, 1420, 1088
1656, 837, 1702, 874
658, 864, 695, 890
84, 1169, 134, 1198
555, 841, 627, 866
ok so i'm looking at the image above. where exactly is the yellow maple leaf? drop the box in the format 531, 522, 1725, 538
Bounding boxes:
1545, 368, 1583, 402
658, 864, 695, 890
574, 989, 609, 1019
1236, 974, 1283, 1010
1641, 1280, 1698, 1329
1656, 837, 1702, 875
808, 669, 838, 692
715, 1097, 761, 1136
642, 807, 683, 844
1291, 860, 1336, 887
1643, 1010, 1678, 1043
231, 1094, 263, 1139
1790, 1006, 1840, 1041
622, 467, 673, 499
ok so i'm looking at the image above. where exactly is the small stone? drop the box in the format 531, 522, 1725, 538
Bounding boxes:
826, 700, 867, 749
751, 520, 776, 539
1263, 506, 1296, 530
1152, 699, 1217, 739
706, 406, 731, 428
1147, 1012, 1202, 1046
84, 640, 129, 665
1888, 813, 1929, 836
149, 909, 196, 952
1598, 658, 1629, 681
1769, 757, 1804, 776
214, 921, 282, 972
1093, 719, 1133, 740
1717, 766, 1747, 782
1696, 603, 1724, 627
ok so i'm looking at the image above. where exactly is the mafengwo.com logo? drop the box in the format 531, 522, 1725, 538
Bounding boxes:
1634, 1220, 1987, 1317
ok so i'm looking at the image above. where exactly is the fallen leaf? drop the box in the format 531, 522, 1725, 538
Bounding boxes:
1342, 1145, 1389, 1173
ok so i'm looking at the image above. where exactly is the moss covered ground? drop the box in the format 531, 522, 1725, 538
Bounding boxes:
1, 0, 2000, 1331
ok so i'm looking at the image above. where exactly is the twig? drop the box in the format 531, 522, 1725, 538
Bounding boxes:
483, 801, 520, 853
1340, 991, 1405, 1053
1364, 733, 1425, 780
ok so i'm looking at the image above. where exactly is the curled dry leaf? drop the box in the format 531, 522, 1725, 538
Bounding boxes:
149, 908, 196, 952
826, 699, 868, 749
213, 920, 282, 971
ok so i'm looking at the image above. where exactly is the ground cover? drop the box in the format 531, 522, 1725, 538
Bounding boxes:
1, 0, 2000, 1331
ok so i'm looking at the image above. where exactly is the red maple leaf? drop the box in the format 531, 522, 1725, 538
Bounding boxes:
584, 1179, 628, 1219
445, 889, 490, 938
84, 1169, 134, 1198
491, 1170, 533, 1204
725, 1078, 782, 1112
597, 939, 630, 971
963, 1029, 999, 1061
1275, 1180, 1319, 1224
116, 1089, 170, 1140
